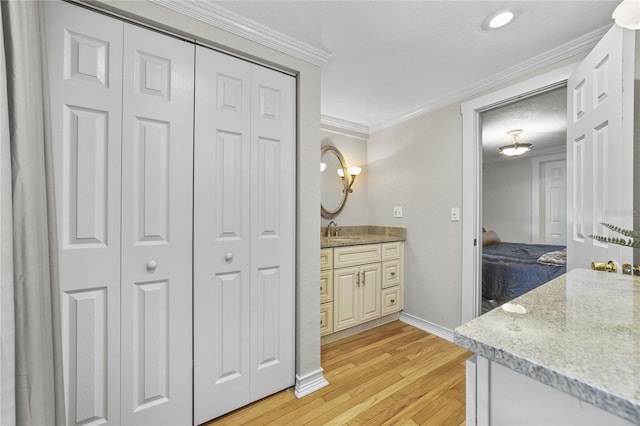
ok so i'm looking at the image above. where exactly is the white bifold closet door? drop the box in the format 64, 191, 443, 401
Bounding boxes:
193, 47, 296, 424
45, 2, 194, 424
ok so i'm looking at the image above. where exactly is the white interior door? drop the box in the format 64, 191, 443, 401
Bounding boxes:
544, 160, 567, 245
120, 24, 194, 425
193, 46, 295, 424
45, 3, 123, 423
567, 24, 635, 271
193, 47, 253, 423
249, 64, 295, 400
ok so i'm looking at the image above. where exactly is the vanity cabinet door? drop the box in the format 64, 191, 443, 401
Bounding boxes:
359, 263, 381, 323
334, 267, 359, 331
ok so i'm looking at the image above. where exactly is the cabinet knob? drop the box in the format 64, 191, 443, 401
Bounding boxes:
390, 272, 396, 277
224, 252, 234, 262
390, 299, 396, 304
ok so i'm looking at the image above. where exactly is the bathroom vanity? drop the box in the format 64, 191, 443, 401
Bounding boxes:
320, 226, 405, 340
455, 269, 639, 425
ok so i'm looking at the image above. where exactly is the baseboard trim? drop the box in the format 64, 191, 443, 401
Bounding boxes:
399, 312, 455, 342
295, 368, 329, 399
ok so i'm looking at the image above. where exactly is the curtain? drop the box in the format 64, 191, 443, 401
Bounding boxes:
1, 2, 65, 425
0, 5, 15, 424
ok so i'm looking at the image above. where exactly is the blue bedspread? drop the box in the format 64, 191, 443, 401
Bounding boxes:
482, 242, 566, 302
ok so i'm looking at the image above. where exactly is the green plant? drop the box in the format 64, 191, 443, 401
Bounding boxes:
589, 223, 640, 248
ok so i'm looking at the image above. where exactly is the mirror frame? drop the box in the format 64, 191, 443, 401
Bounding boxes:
320, 146, 349, 218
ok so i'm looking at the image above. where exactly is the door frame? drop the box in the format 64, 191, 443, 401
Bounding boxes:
460, 63, 578, 323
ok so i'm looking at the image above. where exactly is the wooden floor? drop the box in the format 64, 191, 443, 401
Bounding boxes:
207, 321, 471, 425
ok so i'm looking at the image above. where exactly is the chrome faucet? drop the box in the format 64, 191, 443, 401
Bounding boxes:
327, 221, 338, 237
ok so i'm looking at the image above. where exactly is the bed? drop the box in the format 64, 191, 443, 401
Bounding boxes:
482, 233, 566, 312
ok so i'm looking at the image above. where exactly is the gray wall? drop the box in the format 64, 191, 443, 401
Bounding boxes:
320, 129, 369, 226
367, 54, 589, 332
89, 0, 324, 383
368, 103, 463, 330
482, 158, 533, 244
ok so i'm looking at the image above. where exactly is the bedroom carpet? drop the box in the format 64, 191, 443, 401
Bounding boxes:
207, 321, 471, 425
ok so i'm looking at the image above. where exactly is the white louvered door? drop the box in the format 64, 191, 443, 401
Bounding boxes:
120, 24, 194, 425
46, 2, 194, 424
566, 25, 634, 271
193, 46, 296, 424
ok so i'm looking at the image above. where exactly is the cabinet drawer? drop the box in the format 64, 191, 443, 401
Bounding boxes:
381, 286, 402, 315
320, 269, 333, 303
334, 244, 381, 268
320, 248, 333, 270
382, 241, 402, 260
320, 302, 333, 336
382, 259, 401, 289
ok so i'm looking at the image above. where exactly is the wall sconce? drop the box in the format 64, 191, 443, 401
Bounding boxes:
320, 162, 326, 172
337, 166, 362, 193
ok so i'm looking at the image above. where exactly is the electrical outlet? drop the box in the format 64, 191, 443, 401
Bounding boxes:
451, 207, 460, 222
393, 206, 403, 218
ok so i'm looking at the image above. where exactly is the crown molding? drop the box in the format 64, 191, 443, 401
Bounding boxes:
369, 24, 611, 134
150, 0, 332, 66
321, 115, 370, 137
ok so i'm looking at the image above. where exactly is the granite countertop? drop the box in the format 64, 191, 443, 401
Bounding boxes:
320, 225, 406, 248
454, 269, 640, 424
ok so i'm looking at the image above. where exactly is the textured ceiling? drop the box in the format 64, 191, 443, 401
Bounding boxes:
482, 86, 567, 161
213, 1, 617, 132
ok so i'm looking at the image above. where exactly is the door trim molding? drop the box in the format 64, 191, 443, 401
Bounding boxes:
460, 63, 577, 323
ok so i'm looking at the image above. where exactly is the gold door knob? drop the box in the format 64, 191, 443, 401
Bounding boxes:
622, 264, 640, 275
591, 260, 617, 273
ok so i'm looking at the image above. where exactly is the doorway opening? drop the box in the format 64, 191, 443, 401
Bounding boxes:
460, 64, 577, 323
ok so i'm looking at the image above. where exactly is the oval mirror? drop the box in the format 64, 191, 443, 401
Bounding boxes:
321, 146, 348, 218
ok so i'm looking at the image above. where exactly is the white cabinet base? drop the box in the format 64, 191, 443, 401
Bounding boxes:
467, 356, 634, 426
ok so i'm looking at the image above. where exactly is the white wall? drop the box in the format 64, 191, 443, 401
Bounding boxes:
482, 157, 533, 243
88, 0, 324, 385
320, 128, 369, 226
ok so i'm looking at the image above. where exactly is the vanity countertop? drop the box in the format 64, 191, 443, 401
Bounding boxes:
454, 268, 640, 424
320, 226, 406, 248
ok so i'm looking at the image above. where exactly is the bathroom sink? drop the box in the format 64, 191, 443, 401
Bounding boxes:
322, 236, 365, 244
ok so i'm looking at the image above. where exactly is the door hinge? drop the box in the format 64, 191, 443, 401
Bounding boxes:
474, 238, 477, 246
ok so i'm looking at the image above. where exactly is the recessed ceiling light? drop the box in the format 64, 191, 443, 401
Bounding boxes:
481, 6, 522, 31
489, 11, 514, 29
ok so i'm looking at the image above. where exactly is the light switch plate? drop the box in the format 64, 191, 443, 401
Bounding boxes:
451, 207, 460, 221
393, 206, 403, 218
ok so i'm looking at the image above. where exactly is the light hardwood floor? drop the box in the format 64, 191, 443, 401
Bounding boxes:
206, 321, 471, 425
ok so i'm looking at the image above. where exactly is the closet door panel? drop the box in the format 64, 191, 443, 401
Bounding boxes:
250, 65, 296, 398
44, 2, 123, 424
194, 46, 252, 424
120, 24, 194, 426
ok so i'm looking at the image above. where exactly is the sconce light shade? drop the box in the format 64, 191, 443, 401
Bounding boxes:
613, 0, 640, 29
320, 162, 326, 172
498, 129, 532, 157
337, 168, 344, 177
347, 166, 361, 176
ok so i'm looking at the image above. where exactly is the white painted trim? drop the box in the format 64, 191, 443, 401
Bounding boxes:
531, 153, 567, 243
399, 312, 454, 342
321, 115, 370, 137
294, 368, 329, 398
461, 64, 577, 324
370, 26, 608, 134
150, 0, 332, 66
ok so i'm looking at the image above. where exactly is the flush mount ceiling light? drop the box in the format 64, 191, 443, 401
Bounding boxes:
481, 6, 522, 31
498, 129, 533, 157
612, 0, 640, 30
